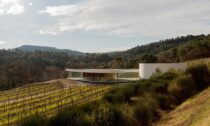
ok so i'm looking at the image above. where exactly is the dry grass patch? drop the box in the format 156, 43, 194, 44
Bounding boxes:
155, 87, 210, 126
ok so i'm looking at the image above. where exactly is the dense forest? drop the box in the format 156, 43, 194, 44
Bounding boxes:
0, 34, 210, 90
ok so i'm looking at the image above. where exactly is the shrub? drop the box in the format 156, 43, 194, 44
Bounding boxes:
122, 85, 135, 101
136, 79, 152, 92
94, 103, 134, 126
80, 101, 100, 114
168, 74, 196, 104
133, 95, 159, 126
186, 64, 210, 90
103, 89, 126, 103
103, 85, 134, 104
94, 103, 115, 126
156, 93, 174, 109
49, 106, 92, 126
156, 71, 178, 80
150, 79, 168, 93
18, 113, 46, 126
136, 72, 178, 95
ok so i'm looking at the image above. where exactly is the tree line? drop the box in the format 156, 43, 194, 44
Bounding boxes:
0, 34, 210, 90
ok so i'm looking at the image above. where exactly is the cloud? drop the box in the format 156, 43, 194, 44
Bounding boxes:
28, 2, 32, 6
0, 0, 24, 15
38, 5, 80, 16
38, 0, 210, 37
0, 40, 6, 45
6, 4, 24, 15
0, 9, 4, 15
36, 29, 59, 35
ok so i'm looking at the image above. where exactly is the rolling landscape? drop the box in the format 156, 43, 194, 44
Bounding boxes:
0, 34, 209, 126
0, 0, 210, 126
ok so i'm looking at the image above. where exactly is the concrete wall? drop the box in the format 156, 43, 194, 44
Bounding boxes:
139, 63, 187, 79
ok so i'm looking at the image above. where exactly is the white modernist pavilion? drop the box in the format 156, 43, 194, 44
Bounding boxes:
139, 63, 187, 79
66, 69, 139, 83
66, 63, 187, 83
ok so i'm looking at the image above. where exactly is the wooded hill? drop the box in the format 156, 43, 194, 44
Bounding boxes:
16, 34, 210, 68
17, 45, 83, 56
0, 34, 210, 90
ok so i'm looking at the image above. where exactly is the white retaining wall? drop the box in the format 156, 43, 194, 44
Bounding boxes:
139, 63, 187, 79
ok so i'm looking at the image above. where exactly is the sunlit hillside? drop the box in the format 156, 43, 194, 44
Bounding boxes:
155, 86, 210, 126
0, 79, 110, 126
187, 58, 210, 68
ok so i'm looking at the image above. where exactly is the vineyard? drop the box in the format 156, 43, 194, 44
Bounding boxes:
0, 79, 111, 126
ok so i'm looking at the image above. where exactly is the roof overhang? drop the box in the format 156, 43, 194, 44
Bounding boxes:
66, 69, 139, 74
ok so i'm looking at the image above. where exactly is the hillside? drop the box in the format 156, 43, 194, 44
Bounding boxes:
0, 79, 110, 126
155, 87, 210, 126
187, 58, 210, 68
16, 45, 84, 56
155, 58, 210, 126
124, 35, 204, 55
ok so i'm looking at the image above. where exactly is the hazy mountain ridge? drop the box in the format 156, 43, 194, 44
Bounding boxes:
17, 34, 208, 56
16, 45, 84, 56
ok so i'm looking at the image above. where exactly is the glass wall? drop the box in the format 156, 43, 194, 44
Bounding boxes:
117, 72, 139, 78
68, 72, 83, 78
83, 73, 116, 81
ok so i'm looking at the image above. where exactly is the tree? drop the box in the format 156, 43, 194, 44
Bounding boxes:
140, 54, 157, 63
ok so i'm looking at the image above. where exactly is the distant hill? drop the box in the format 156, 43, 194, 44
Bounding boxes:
16, 45, 84, 56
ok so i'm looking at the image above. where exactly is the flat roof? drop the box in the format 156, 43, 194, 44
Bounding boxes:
139, 63, 186, 64
66, 69, 139, 74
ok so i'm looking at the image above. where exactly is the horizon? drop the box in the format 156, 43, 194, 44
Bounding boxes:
4, 33, 208, 53
0, 0, 210, 52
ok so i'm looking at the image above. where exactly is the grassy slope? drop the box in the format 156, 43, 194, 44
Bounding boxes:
186, 58, 210, 68
155, 58, 210, 126
155, 86, 210, 126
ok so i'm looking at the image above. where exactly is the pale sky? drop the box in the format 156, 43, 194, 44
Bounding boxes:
0, 0, 210, 52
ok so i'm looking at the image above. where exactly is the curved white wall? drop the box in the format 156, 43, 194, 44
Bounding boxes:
139, 63, 187, 79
